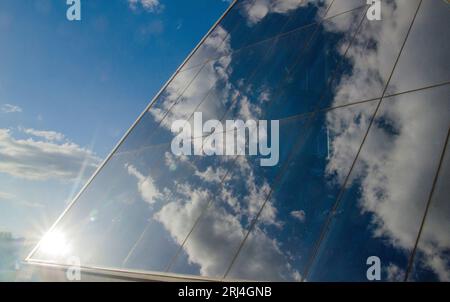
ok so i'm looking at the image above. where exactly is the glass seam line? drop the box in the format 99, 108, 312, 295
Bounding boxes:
24, 0, 240, 262
404, 127, 450, 281
222, 3, 369, 280
300, 0, 424, 281
163, 0, 315, 273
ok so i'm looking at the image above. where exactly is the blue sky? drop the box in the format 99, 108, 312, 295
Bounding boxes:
0, 0, 229, 239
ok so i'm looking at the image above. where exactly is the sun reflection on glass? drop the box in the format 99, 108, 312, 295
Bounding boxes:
39, 230, 70, 257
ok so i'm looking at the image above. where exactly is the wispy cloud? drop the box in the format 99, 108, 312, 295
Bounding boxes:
0, 128, 101, 181
137, 19, 164, 39
242, 0, 309, 25
20, 127, 65, 142
290, 210, 306, 223
128, 0, 164, 13
126, 163, 161, 204
0, 191, 44, 208
1, 104, 22, 113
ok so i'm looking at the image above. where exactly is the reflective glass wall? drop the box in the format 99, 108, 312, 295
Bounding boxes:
29, 0, 450, 282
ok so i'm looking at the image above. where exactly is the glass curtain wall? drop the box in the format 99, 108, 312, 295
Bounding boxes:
28, 0, 450, 282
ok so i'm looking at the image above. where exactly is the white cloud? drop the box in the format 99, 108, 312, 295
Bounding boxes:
153, 181, 297, 280
138, 20, 164, 38
128, 0, 164, 13
1, 104, 22, 113
258, 89, 271, 103
0, 191, 15, 200
242, 0, 312, 25
20, 127, 65, 142
164, 151, 190, 171
126, 163, 161, 204
0, 128, 100, 181
195, 166, 227, 183
385, 263, 404, 282
154, 183, 211, 245
290, 210, 306, 222
323, 0, 365, 19
226, 227, 302, 281
326, 0, 422, 105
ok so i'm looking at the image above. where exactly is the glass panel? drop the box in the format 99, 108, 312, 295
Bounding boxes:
263, 7, 367, 120
408, 137, 450, 282
152, 25, 316, 137
181, 0, 330, 72
225, 101, 378, 281
31, 141, 173, 269
189, 21, 319, 124
387, 0, 450, 94
330, 0, 421, 106
228, 0, 323, 49
167, 113, 309, 278
305, 85, 450, 281
193, 7, 368, 124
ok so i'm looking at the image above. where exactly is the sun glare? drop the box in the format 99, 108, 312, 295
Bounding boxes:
39, 230, 70, 257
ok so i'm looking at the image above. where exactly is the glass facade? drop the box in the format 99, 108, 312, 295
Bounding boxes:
28, 0, 450, 281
